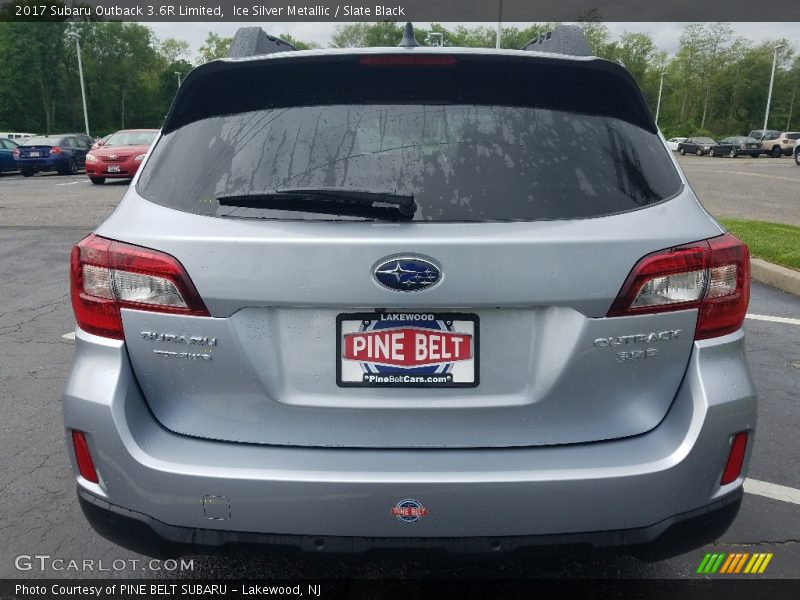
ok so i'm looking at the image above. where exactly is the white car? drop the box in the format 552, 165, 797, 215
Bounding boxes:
794, 138, 800, 166
666, 137, 687, 151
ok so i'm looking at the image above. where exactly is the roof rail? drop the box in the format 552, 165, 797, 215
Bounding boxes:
227, 27, 296, 58
521, 24, 591, 57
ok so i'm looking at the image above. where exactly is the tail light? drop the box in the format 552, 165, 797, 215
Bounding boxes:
70, 234, 209, 339
12, 148, 19, 157
608, 233, 750, 340
50, 146, 62, 154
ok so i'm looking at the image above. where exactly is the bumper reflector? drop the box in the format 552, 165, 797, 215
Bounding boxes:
721, 432, 748, 485
72, 430, 99, 484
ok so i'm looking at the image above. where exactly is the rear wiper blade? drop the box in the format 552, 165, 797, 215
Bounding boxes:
217, 188, 417, 217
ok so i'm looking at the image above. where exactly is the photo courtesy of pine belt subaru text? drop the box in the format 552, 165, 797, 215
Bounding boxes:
64, 24, 755, 560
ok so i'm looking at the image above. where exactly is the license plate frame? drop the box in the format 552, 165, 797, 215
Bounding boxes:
336, 312, 479, 388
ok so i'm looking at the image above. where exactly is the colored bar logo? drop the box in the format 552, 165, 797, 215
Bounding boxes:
696, 552, 773, 574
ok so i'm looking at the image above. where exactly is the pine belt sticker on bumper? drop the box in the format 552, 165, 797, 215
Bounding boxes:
392, 499, 428, 523
336, 312, 479, 387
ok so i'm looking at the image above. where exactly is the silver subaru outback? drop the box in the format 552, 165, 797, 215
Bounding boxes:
64, 25, 755, 560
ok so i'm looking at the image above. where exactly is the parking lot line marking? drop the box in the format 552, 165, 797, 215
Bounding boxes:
55, 181, 82, 186
61, 332, 75, 340
684, 168, 800, 183
745, 479, 800, 505
746, 313, 800, 326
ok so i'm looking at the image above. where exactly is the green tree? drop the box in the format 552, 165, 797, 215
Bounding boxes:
278, 33, 320, 50
577, 11, 611, 56
158, 38, 191, 63
197, 32, 232, 63
75, 22, 162, 130
157, 59, 194, 121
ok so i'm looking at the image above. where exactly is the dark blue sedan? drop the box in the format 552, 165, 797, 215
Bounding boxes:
14, 135, 90, 177
0, 138, 19, 174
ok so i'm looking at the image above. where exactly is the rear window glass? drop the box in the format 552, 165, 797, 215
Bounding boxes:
138, 104, 681, 222
786, 133, 800, 140
105, 131, 157, 146
23, 136, 61, 146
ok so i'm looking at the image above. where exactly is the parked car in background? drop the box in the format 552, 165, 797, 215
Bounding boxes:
708, 136, 761, 158
756, 131, 800, 157
665, 137, 687, 151
13, 135, 90, 176
746, 129, 777, 142
0, 138, 20, 174
85, 129, 158, 184
677, 137, 716, 156
0, 132, 36, 143
794, 138, 800, 166
67, 133, 95, 148
92, 134, 112, 150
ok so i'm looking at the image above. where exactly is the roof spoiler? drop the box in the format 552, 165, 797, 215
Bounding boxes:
227, 27, 296, 58
521, 24, 591, 57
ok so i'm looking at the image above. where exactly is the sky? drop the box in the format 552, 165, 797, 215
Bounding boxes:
147, 21, 800, 61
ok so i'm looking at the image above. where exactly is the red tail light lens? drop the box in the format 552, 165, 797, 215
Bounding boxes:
71, 431, 99, 483
50, 146, 62, 154
359, 55, 458, 67
608, 233, 750, 340
721, 432, 748, 485
70, 234, 210, 339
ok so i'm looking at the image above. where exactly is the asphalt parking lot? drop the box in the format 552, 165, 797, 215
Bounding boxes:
677, 153, 800, 226
0, 162, 798, 581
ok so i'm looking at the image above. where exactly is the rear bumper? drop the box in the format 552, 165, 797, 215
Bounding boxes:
15, 158, 62, 171
78, 485, 743, 560
63, 327, 756, 556
86, 161, 139, 178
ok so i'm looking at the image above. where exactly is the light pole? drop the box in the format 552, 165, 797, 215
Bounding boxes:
655, 72, 667, 127
67, 32, 90, 136
174, 71, 183, 88
763, 44, 786, 132
786, 89, 795, 131
495, 0, 502, 49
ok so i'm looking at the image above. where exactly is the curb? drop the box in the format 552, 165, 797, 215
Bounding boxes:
751, 258, 800, 298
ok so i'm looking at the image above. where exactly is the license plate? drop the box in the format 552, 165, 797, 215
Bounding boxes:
107, 165, 121, 173
337, 312, 479, 387
29, 152, 40, 157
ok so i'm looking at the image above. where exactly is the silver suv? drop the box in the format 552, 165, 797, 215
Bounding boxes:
65, 25, 755, 561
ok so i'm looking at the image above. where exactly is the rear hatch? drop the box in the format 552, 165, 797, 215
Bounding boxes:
99, 50, 723, 448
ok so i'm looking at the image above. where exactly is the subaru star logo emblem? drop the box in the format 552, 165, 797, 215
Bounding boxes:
373, 256, 441, 292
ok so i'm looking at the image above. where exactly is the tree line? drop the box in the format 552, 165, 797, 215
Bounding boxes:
1, 17, 798, 139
